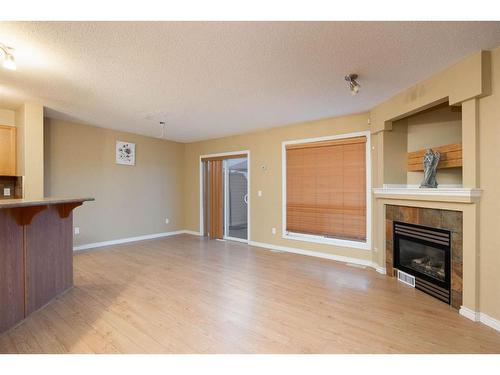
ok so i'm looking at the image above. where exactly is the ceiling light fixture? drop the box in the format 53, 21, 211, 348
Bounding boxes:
345, 73, 360, 95
0, 43, 16, 71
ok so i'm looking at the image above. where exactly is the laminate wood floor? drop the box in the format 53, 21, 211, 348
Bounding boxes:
1, 234, 499, 353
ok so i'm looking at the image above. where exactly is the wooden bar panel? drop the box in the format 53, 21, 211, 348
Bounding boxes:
407, 143, 462, 172
0, 198, 90, 334
0, 210, 24, 333
25, 206, 73, 314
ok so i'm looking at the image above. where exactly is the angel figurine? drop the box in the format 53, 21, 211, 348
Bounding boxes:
420, 148, 440, 188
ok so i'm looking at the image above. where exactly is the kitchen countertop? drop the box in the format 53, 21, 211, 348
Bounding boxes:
0, 197, 95, 209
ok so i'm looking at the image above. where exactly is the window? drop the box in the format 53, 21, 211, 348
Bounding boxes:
282, 132, 370, 249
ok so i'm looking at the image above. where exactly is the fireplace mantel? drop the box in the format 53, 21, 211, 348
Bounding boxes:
373, 185, 482, 204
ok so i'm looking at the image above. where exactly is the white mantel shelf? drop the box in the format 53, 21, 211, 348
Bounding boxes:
373, 185, 483, 204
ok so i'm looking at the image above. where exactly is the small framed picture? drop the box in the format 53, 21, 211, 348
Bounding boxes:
116, 141, 136, 166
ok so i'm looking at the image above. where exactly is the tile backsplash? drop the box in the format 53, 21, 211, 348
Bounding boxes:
0, 176, 23, 199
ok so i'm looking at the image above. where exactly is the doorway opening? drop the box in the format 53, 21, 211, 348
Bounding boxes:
201, 152, 249, 242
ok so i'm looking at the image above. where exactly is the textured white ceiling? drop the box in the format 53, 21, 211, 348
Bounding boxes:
1, 21, 500, 142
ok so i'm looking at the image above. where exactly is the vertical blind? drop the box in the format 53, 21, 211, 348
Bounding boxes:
202, 159, 224, 239
285, 136, 367, 242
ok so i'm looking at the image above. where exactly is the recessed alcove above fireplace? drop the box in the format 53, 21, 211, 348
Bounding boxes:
385, 205, 463, 309
383, 102, 463, 188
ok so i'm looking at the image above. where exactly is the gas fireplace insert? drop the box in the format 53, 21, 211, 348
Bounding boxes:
393, 221, 451, 304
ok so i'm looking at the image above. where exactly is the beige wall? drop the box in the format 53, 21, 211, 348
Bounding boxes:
370, 51, 489, 133
0, 108, 15, 126
14, 106, 24, 177
183, 113, 373, 261
406, 107, 462, 152
44, 118, 185, 246
18, 103, 44, 198
478, 46, 500, 321
383, 118, 407, 185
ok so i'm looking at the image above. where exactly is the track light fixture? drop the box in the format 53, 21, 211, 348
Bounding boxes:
0, 43, 16, 71
345, 73, 360, 95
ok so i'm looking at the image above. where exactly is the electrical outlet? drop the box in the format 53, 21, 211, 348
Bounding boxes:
74, 227, 80, 235
258, 190, 262, 197
271, 227, 276, 235
165, 218, 170, 224
3, 188, 11, 197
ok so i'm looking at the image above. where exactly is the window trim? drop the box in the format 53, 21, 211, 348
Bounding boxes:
281, 130, 372, 251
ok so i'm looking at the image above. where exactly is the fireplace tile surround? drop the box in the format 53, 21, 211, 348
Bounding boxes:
385, 204, 463, 309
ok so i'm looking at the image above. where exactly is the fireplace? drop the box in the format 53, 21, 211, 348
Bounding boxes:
385, 205, 463, 308
393, 221, 451, 304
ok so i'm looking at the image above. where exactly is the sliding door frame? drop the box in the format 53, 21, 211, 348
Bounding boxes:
199, 150, 251, 242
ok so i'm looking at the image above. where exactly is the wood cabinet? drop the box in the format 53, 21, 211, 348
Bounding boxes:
0, 125, 16, 176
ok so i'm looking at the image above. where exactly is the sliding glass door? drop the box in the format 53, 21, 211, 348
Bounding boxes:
201, 154, 249, 242
224, 158, 248, 241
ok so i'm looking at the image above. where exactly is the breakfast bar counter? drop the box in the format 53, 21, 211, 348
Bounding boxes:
0, 197, 93, 333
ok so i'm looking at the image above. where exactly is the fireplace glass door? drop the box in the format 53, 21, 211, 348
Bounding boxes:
397, 238, 446, 282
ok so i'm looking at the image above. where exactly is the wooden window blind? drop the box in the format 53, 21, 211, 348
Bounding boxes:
285, 136, 367, 242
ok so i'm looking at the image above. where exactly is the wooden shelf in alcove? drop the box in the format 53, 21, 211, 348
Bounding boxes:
407, 143, 462, 172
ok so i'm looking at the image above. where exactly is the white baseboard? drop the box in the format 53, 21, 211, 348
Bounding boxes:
248, 240, 383, 273
73, 230, 197, 251
460, 306, 500, 332
182, 230, 202, 236
480, 312, 500, 332
459, 306, 480, 321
